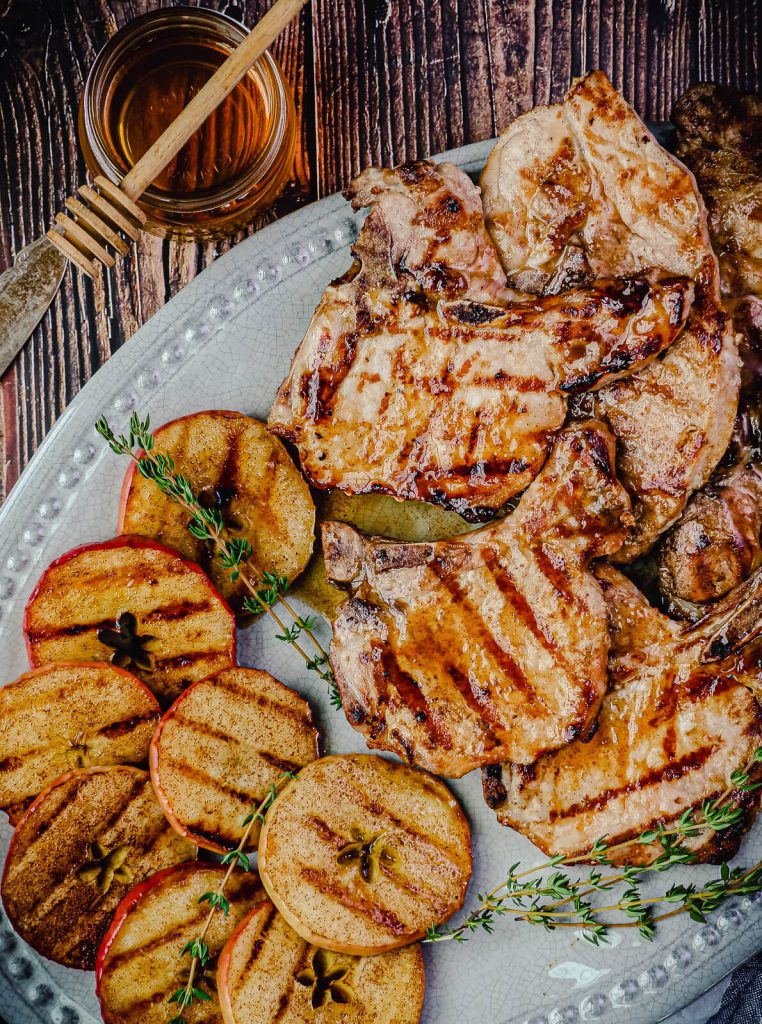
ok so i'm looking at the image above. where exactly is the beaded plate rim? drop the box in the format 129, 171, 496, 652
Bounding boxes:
0, 135, 758, 1024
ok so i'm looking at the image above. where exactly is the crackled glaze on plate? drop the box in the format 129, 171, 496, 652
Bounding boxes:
0, 138, 759, 1024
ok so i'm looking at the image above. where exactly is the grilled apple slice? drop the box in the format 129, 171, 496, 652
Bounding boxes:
151, 667, 319, 853
0, 661, 160, 819
97, 862, 264, 1024
218, 900, 425, 1024
118, 411, 315, 612
23, 536, 236, 704
1, 765, 193, 969
258, 754, 471, 954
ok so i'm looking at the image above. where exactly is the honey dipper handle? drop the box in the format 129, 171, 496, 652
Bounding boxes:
119, 0, 307, 202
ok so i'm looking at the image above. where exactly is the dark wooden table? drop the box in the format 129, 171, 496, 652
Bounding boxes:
0, 0, 760, 498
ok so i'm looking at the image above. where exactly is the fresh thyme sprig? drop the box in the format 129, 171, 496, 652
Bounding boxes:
167, 771, 298, 1024
427, 746, 762, 945
95, 412, 342, 709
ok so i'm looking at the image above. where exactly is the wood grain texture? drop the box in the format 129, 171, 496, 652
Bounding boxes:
0, 0, 314, 495
0, 0, 761, 496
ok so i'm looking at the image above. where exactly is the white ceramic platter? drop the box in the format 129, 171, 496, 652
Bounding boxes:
0, 138, 759, 1024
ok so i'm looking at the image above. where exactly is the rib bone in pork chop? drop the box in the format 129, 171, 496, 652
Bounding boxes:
323, 422, 633, 777
269, 160, 689, 519
481, 69, 739, 555
482, 564, 762, 865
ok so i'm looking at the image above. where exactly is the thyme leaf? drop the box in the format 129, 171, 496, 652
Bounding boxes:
427, 746, 762, 945
96, 412, 340, 707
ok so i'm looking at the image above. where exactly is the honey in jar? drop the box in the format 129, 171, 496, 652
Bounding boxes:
79, 7, 297, 239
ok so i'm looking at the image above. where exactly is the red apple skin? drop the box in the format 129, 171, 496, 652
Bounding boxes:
147, 685, 220, 851
95, 862, 225, 997
11, 659, 161, 709
1, 766, 85, 889
22, 534, 237, 669
116, 410, 245, 533
216, 900, 273, 1024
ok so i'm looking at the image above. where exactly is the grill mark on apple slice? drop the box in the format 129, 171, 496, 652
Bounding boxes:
27, 600, 216, 643
153, 650, 229, 672
300, 866, 407, 935
140, 600, 216, 625
212, 677, 315, 727
94, 710, 159, 740
18, 776, 150, 920
337, 780, 470, 864
163, 757, 259, 806
104, 907, 212, 972
166, 716, 305, 775
378, 861, 444, 905
548, 745, 715, 822
258, 750, 303, 774
17, 771, 148, 893
113, 988, 169, 1020
272, 969, 300, 1024
237, 903, 279, 987
306, 815, 345, 846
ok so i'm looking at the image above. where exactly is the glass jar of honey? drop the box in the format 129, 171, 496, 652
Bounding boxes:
79, 7, 297, 240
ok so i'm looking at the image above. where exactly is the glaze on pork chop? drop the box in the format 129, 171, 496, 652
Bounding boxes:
482, 565, 762, 865
269, 160, 690, 519
322, 422, 633, 777
482, 70, 739, 554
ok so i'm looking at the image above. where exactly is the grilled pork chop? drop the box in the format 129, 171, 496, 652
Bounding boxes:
657, 463, 762, 609
589, 290, 739, 561
673, 84, 762, 298
323, 421, 633, 777
481, 70, 716, 293
482, 70, 739, 556
482, 564, 762, 865
270, 160, 689, 518
654, 298, 762, 613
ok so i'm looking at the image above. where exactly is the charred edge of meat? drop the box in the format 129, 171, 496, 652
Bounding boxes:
445, 301, 508, 326
481, 764, 508, 809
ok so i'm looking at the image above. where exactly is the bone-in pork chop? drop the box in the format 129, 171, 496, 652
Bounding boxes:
482, 565, 762, 865
322, 422, 633, 777
481, 71, 715, 292
269, 161, 689, 519
482, 70, 739, 555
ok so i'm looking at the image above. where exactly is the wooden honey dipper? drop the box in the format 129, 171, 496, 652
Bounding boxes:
47, 0, 307, 277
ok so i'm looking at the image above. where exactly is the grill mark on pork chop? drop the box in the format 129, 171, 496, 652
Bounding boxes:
547, 745, 714, 823
532, 544, 584, 611
429, 559, 532, 695
300, 867, 408, 934
378, 646, 453, 750
487, 555, 565, 664
409, 613, 508, 740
